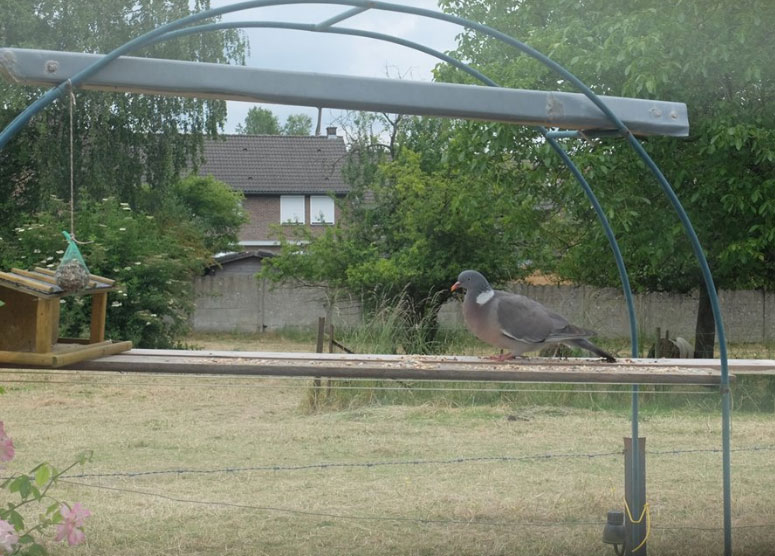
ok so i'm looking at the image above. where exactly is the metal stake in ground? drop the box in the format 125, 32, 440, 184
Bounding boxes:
624, 437, 647, 555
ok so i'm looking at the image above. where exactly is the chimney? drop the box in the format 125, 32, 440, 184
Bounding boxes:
326, 126, 338, 139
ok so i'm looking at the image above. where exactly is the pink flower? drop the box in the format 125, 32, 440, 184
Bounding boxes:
0, 519, 18, 555
54, 503, 91, 546
0, 422, 13, 462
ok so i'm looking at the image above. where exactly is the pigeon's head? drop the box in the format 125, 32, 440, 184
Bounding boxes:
451, 270, 492, 294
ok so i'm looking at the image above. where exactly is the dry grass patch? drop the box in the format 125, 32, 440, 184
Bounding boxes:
1, 370, 773, 555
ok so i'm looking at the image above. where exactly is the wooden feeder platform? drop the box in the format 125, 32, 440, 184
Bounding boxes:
0, 267, 132, 368
60, 349, 736, 385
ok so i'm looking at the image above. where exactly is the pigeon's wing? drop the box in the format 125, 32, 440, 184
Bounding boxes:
494, 292, 555, 344
495, 292, 595, 343
542, 307, 596, 340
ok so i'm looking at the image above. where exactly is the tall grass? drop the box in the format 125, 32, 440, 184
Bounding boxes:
303, 376, 775, 414
336, 290, 477, 355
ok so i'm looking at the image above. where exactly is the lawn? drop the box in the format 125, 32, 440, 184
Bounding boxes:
1, 333, 774, 555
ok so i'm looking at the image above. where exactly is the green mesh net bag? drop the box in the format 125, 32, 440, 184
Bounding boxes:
55, 231, 91, 292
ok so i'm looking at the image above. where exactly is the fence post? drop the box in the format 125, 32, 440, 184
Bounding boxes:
316, 316, 325, 354
624, 437, 647, 555
312, 316, 325, 407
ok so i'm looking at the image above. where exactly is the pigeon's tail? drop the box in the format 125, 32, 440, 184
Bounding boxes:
567, 338, 616, 363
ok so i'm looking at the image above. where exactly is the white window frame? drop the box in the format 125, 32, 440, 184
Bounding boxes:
310, 195, 335, 225
280, 195, 305, 224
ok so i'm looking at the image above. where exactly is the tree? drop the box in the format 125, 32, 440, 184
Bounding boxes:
0, 0, 246, 235
236, 108, 314, 136
235, 107, 281, 134
282, 113, 313, 136
262, 115, 551, 351
437, 0, 775, 356
0, 2, 249, 347
1, 175, 244, 348
167, 175, 247, 253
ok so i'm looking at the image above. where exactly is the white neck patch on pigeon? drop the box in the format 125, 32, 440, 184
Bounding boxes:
476, 289, 494, 305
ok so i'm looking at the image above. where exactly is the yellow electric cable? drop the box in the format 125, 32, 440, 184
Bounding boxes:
623, 499, 651, 552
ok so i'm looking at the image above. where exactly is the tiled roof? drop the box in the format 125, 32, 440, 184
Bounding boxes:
199, 134, 350, 195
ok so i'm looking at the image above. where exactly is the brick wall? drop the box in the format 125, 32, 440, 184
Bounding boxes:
239, 196, 280, 242
240, 194, 343, 245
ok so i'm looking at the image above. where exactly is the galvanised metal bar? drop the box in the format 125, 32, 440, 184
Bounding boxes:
0, 48, 688, 137
0, 1, 729, 552
630, 384, 641, 554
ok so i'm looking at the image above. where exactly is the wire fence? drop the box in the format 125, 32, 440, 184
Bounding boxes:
0, 444, 757, 536
56, 444, 775, 535
2, 369, 773, 548
50, 444, 774, 480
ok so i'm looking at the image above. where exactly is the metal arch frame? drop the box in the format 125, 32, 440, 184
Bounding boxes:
0, 1, 731, 553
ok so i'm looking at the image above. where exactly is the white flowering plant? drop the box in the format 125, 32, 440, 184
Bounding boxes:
0, 194, 239, 348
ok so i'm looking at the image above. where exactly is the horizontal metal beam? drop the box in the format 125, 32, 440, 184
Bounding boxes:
0, 48, 689, 136
40, 349, 732, 385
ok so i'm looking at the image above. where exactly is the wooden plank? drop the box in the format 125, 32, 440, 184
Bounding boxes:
0, 340, 132, 367
0, 271, 58, 295
89, 292, 108, 343
0, 286, 37, 351
11, 268, 58, 285
0, 349, 59, 366
124, 349, 775, 374
60, 352, 727, 385
51, 340, 132, 368
35, 266, 115, 287
34, 297, 58, 353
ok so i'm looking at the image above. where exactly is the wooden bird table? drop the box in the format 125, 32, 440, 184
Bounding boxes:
0, 267, 132, 367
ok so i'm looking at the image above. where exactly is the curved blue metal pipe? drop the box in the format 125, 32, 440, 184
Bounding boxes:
0, 1, 731, 552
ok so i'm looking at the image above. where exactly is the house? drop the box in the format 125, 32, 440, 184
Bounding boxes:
198, 126, 349, 252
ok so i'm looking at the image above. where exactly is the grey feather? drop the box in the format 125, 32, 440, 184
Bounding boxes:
452, 270, 616, 362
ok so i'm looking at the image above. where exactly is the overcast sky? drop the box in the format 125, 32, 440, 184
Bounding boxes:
208, 1, 461, 134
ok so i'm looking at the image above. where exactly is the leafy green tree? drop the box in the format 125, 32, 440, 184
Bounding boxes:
0, 0, 246, 236
235, 107, 281, 134
236, 108, 314, 136
166, 175, 247, 253
1, 184, 242, 347
263, 116, 550, 351
282, 113, 313, 136
437, 0, 775, 356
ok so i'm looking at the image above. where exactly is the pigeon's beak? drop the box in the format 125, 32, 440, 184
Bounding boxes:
450, 281, 461, 292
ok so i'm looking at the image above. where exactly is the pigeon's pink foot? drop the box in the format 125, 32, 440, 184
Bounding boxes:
487, 352, 516, 362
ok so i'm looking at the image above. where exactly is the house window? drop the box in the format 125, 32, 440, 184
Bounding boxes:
280, 195, 305, 224
310, 195, 335, 225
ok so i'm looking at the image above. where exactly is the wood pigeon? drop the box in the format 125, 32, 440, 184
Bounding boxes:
451, 270, 616, 362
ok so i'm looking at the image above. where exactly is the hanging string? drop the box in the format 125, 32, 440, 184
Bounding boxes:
67, 79, 75, 240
